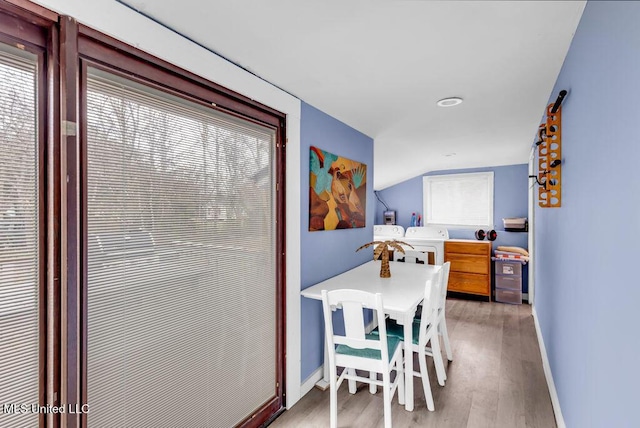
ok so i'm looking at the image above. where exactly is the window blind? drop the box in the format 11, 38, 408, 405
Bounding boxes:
423, 172, 494, 229
0, 46, 39, 428
86, 68, 277, 427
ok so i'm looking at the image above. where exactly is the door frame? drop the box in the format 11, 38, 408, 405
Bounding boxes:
528, 146, 536, 305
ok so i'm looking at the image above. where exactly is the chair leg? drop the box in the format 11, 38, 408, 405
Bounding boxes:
431, 335, 446, 387
348, 368, 357, 394
329, 364, 338, 428
418, 345, 435, 411
382, 371, 392, 428
369, 371, 377, 394
440, 316, 453, 362
396, 353, 405, 405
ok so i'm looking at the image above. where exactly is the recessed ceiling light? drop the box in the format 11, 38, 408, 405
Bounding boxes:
444, 153, 456, 157
437, 97, 463, 107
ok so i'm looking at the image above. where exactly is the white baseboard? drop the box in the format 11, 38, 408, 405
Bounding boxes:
532, 306, 566, 428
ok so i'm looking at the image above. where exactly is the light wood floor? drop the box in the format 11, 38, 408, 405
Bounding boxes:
271, 298, 556, 428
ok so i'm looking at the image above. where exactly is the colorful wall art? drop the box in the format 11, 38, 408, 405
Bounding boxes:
309, 146, 367, 231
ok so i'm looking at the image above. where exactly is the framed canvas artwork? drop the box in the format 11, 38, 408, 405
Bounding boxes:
309, 146, 366, 231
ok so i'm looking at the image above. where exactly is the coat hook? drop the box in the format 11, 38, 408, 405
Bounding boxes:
550, 90, 568, 114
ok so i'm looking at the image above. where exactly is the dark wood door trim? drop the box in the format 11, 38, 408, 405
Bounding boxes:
45, 22, 61, 428
59, 14, 80, 428
1, 0, 58, 23
76, 24, 285, 127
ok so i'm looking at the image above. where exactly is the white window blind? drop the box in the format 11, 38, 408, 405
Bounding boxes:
0, 46, 39, 428
86, 68, 277, 427
423, 172, 494, 229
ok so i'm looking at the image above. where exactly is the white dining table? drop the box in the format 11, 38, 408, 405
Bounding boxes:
301, 259, 442, 412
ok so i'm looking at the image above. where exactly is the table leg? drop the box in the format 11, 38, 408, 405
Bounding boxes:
403, 314, 414, 411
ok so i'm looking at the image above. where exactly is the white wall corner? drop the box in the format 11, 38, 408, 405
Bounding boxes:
299, 366, 324, 400
532, 306, 566, 428
285, 112, 302, 409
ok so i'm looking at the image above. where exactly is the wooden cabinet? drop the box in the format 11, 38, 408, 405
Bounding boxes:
444, 240, 491, 300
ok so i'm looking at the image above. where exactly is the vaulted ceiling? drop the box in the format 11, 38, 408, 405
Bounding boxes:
119, 0, 586, 189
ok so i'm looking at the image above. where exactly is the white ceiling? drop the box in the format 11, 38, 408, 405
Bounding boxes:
119, 0, 585, 190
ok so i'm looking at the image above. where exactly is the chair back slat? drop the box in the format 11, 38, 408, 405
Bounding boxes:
322, 289, 388, 359
342, 300, 367, 341
418, 278, 439, 345
422, 270, 440, 315
438, 262, 451, 310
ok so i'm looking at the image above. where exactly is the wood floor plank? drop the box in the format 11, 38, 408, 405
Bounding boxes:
517, 305, 543, 364
466, 301, 503, 428
522, 360, 557, 428
271, 299, 556, 428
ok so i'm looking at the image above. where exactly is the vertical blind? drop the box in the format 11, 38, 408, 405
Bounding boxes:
85, 68, 277, 427
0, 46, 39, 428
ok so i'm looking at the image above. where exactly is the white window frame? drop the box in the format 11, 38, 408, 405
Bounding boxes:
423, 172, 494, 229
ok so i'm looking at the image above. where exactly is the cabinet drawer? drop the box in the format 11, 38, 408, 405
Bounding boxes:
495, 261, 522, 276
495, 288, 522, 305
445, 240, 491, 256
448, 272, 490, 296
446, 253, 490, 275
495, 275, 522, 291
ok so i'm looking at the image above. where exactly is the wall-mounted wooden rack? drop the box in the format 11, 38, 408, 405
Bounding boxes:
533, 90, 565, 208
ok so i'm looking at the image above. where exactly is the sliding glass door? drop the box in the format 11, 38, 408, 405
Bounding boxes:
0, 43, 41, 428
0, 5, 286, 426
84, 67, 279, 427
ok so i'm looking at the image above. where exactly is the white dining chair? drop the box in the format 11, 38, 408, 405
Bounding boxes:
372, 275, 443, 411
384, 262, 452, 386
414, 278, 442, 410
435, 262, 453, 366
321, 289, 405, 428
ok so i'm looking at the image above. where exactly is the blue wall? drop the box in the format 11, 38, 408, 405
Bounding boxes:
299, 102, 374, 382
376, 164, 529, 291
535, 2, 640, 427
